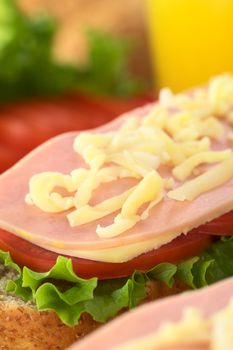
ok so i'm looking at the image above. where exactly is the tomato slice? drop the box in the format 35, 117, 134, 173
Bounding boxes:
0, 145, 25, 173
0, 116, 37, 152
193, 210, 233, 236
0, 228, 212, 280
76, 93, 154, 118
0, 94, 154, 166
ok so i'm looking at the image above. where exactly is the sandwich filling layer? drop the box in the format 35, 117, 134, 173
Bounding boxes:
0, 75, 233, 262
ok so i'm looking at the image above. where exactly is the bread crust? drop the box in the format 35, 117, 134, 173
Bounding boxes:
0, 280, 187, 350
0, 302, 99, 350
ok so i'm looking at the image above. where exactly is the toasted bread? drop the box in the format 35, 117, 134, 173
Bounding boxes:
0, 302, 98, 350
0, 264, 98, 350
0, 263, 187, 350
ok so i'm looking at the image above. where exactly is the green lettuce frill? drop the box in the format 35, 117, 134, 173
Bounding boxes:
0, 237, 233, 326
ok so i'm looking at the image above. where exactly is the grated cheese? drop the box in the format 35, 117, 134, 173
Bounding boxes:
28, 172, 76, 213
181, 137, 210, 157
96, 214, 140, 238
211, 299, 233, 350
113, 308, 210, 350
112, 299, 233, 350
142, 104, 168, 129
172, 150, 232, 181
121, 171, 163, 218
96, 171, 164, 238
168, 155, 233, 201
67, 187, 134, 227
108, 151, 160, 177
25, 74, 233, 239
73, 168, 100, 209
208, 74, 233, 114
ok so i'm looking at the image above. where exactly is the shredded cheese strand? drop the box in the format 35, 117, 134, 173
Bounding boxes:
67, 187, 135, 227
28, 172, 76, 213
172, 150, 232, 181
168, 155, 233, 201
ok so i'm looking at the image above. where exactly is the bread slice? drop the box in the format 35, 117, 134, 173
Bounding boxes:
0, 263, 99, 350
0, 302, 99, 350
0, 262, 187, 350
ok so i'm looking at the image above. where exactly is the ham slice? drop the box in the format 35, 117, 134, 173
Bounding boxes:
0, 102, 233, 260
67, 277, 233, 350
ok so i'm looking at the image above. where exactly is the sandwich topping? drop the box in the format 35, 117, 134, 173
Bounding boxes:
1, 75, 233, 327
112, 300, 233, 350
1, 74, 233, 263
25, 74, 233, 238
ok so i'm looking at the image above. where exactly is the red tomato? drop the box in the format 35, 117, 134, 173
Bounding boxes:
0, 116, 36, 152
77, 93, 154, 117
0, 93, 154, 173
0, 106, 78, 152
0, 145, 25, 173
194, 210, 233, 236
0, 228, 212, 280
0, 94, 153, 155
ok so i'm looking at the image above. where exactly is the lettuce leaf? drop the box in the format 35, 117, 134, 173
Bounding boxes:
1, 237, 233, 326
176, 257, 199, 288
193, 238, 233, 287
147, 262, 177, 288
0, 250, 20, 273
